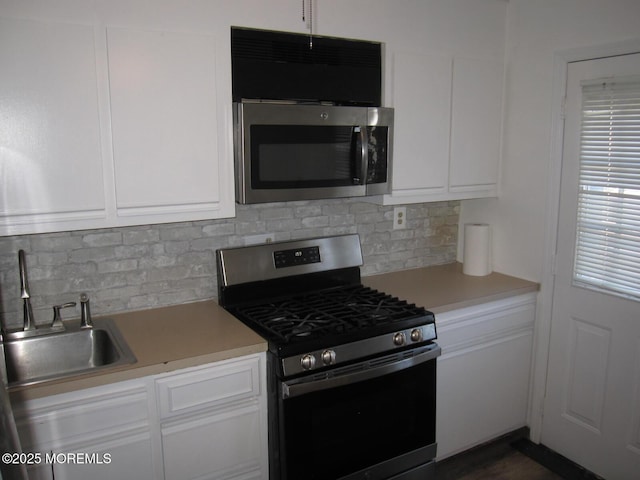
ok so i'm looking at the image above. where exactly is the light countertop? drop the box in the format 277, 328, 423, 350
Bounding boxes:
363, 262, 539, 313
10, 301, 267, 400
11, 263, 538, 400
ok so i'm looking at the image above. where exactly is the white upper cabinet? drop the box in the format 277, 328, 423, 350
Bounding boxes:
391, 52, 452, 198
0, 8, 235, 237
1, 0, 506, 232
0, 18, 107, 233
449, 57, 503, 196
106, 27, 229, 221
384, 53, 503, 204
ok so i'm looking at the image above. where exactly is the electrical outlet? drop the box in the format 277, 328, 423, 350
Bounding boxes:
393, 207, 407, 230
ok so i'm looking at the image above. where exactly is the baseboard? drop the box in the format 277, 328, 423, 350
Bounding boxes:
435, 428, 605, 480
435, 427, 529, 479
510, 438, 605, 480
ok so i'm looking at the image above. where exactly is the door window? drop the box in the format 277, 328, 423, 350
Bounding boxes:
574, 76, 640, 300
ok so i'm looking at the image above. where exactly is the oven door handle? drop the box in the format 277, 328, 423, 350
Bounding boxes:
282, 344, 441, 399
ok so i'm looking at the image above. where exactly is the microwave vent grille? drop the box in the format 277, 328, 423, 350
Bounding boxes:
232, 34, 381, 68
231, 26, 382, 106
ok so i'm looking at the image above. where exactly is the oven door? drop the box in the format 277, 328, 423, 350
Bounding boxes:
276, 344, 440, 480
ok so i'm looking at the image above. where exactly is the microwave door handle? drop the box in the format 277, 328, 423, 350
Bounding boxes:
354, 126, 368, 185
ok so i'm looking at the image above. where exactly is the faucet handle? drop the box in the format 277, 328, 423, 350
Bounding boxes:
52, 302, 76, 330
80, 293, 93, 329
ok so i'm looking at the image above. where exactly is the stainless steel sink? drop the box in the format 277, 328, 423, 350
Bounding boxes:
3, 318, 136, 387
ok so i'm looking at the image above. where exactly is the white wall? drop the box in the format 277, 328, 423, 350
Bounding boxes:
459, 0, 640, 282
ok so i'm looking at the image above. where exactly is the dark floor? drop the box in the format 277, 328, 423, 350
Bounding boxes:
435, 430, 604, 480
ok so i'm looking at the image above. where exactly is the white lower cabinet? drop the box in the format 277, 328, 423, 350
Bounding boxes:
155, 355, 267, 480
13, 378, 153, 480
435, 293, 537, 460
11, 353, 268, 480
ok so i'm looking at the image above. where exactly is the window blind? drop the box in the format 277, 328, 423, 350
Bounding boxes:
574, 76, 640, 299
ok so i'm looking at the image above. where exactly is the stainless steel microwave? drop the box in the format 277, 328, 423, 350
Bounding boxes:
233, 102, 393, 204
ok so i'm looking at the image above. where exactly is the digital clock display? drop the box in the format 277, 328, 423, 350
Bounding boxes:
274, 246, 321, 268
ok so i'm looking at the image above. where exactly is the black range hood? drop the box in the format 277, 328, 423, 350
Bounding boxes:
231, 26, 382, 106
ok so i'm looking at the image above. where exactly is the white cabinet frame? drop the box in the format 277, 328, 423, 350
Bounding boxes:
11, 353, 268, 480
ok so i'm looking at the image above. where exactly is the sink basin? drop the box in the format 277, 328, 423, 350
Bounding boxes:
3, 318, 136, 387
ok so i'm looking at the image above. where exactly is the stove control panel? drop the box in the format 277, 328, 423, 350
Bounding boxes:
283, 323, 437, 376
301, 349, 337, 370
300, 354, 316, 370
410, 328, 423, 342
321, 349, 336, 365
393, 332, 406, 346
274, 246, 321, 269
393, 328, 423, 346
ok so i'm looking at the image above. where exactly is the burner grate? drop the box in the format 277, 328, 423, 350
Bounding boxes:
233, 285, 427, 344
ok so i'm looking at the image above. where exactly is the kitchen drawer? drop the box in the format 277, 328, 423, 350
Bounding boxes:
155, 355, 262, 420
13, 379, 149, 449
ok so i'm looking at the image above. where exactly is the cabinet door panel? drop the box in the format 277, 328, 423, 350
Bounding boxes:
52, 432, 155, 480
449, 57, 503, 190
0, 17, 105, 232
107, 26, 221, 217
391, 52, 452, 195
15, 385, 149, 449
162, 404, 263, 480
435, 295, 536, 459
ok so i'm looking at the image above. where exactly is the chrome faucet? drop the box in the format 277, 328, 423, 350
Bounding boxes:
18, 250, 35, 331
7, 251, 89, 340
80, 293, 93, 328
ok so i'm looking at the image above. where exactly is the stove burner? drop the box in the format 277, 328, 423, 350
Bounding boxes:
365, 307, 394, 320
268, 315, 341, 339
232, 285, 429, 346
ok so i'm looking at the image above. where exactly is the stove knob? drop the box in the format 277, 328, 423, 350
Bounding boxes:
410, 328, 423, 342
321, 349, 336, 365
393, 332, 406, 346
301, 354, 316, 370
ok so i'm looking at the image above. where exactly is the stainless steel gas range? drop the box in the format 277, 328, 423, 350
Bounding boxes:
216, 234, 440, 480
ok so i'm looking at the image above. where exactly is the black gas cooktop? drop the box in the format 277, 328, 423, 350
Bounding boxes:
225, 284, 435, 358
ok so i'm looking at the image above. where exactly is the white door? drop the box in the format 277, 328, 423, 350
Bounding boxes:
542, 53, 640, 479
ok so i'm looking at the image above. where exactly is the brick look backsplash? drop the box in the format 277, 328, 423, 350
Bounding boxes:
0, 199, 459, 329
